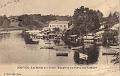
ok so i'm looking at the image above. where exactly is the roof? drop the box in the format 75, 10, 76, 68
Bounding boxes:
96, 31, 104, 35
69, 35, 78, 37
83, 36, 94, 39
110, 23, 120, 30
49, 20, 69, 24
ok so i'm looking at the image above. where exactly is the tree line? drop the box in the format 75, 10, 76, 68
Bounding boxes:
0, 6, 119, 31
17, 14, 72, 29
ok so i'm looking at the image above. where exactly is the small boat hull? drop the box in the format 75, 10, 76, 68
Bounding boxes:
56, 53, 68, 56
24, 36, 39, 44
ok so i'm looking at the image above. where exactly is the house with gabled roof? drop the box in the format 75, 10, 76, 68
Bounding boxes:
49, 20, 71, 31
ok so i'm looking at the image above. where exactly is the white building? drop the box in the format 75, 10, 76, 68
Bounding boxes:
49, 20, 70, 31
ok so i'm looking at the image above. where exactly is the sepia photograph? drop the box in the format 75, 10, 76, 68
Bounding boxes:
0, 0, 120, 76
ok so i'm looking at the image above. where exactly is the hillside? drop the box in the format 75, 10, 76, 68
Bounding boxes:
16, 14, 72, 30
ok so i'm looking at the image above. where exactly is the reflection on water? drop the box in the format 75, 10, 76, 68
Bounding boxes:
0, 30, 117, 66
74, 45, 99, 64
0, 31, 74, 65
0, 33, 10, 40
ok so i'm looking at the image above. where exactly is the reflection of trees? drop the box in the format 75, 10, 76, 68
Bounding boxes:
74, 44, 99, 64
87, 45, 99, 64
53, 39, 60, 45
74, 51, 87, 64
0, 33, 10, 40
111, 52, 119, 64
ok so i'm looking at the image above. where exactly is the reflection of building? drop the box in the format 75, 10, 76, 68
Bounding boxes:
49, 20, 70, 31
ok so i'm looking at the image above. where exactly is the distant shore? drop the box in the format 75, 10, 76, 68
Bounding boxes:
0, 27, 26, 31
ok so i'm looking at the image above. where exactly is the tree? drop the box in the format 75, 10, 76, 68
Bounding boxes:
72, 6, 102, 35
105, 12, 119, 29
0, 15, 10, 27
102, 29, 118, 46
0, 16, 4, 26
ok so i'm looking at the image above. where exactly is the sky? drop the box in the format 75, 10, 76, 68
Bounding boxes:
0, 0, 119, 17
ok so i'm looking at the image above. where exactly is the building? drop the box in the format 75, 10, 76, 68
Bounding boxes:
49, 20, 70, 31
83, 33, 95, 44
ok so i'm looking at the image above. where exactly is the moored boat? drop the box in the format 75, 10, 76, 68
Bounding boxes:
24, 32, 39, 44
56, 53, 68, 56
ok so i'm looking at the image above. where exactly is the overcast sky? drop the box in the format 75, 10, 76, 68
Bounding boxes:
0, 0, 119, 16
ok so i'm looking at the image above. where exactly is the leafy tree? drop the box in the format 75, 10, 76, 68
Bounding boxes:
0, 16, 4, 26
72, 6, 102, 35
105, 12, 119, 29
18, 14, 45, 29
0, 15, 10, 27
113, 12, 119, 24
102, 29, 118, 46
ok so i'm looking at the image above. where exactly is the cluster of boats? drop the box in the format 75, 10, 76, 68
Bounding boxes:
24, 33, 39, 44
22, 30, 62, 45
22, 29, 118, 65
22, 30, 39, 44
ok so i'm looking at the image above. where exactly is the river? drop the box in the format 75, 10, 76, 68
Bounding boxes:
0, 30, 119, 67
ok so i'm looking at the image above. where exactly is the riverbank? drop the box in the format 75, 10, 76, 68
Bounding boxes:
0, 27, 27, 31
